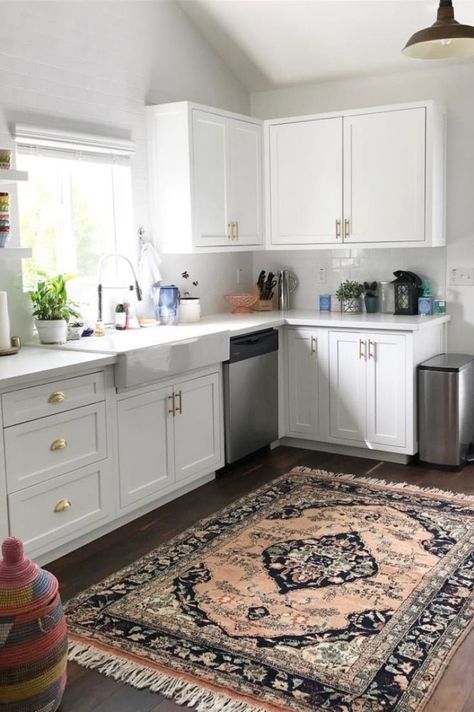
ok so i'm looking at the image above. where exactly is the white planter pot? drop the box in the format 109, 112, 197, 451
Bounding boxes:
179, 297, 201, 323
35, 319, 68, 344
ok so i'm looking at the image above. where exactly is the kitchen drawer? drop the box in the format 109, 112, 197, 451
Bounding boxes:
8, 461, 114, 557
2, 371, 105, 426
4, 403, 107, 492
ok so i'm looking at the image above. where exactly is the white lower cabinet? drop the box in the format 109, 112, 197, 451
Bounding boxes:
174, 372, 221, 482
287, 328, 325, 438
117, 386, 175, 508
118, 370, 223, 509
328, 331, 406, 449
328, 331, 367, 444
8, 461, 114, 558
287, 327, 414, 455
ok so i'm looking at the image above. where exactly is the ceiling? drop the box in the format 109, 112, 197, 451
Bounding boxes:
179, 0, 474, 92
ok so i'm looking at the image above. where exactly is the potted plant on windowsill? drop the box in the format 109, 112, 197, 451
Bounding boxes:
336, 280, 364, 314
29, 273, 80, 344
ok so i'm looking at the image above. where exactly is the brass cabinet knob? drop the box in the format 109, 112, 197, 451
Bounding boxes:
48, 391, 65, 404
50, 438, 67, 451
54, 499, 72, 513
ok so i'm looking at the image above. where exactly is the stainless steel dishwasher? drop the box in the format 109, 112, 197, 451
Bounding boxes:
223, 329, 279, 464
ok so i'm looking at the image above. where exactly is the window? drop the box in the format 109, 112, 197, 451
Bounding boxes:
16, 127, 134, 319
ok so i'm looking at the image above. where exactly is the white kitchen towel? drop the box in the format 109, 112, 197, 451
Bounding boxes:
0, 291, 11, 350
138, 241, 163, 317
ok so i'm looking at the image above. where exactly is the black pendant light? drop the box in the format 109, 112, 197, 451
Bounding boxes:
402, 0, 474, 59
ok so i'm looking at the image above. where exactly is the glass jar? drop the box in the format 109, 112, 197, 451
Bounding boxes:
379, 282, 395, 314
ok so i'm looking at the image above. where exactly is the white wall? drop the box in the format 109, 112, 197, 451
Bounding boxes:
0, 0, 252, 335
251, 62, 474, 351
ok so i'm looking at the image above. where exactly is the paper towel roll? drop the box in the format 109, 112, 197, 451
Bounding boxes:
0, 291, 11, 350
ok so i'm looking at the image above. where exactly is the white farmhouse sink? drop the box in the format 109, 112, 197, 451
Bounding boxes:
114, 330, 229, 390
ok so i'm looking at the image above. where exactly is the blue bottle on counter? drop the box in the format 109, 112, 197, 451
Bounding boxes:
319, 294, 331, 312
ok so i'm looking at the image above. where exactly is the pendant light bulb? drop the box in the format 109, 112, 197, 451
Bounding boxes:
402, 0, 474, 59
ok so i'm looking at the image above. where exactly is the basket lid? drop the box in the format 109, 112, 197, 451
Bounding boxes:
0, 537, 58, 614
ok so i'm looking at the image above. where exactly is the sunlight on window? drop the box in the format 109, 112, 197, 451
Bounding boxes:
17, 153, 132, 288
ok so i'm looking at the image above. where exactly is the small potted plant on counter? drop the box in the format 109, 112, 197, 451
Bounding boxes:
30, 272, 80, 344
336, 280, 364, 314
364, 281, 378, 313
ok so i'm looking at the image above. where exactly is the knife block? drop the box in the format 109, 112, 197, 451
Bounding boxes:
252, 297, 273, 311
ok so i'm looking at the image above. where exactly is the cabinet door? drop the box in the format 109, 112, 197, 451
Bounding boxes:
192, 110, 229, 246
287, 329, 321, 438
117, 387, 174, 508
174, 373, 222, 482
343, 108, 426, 244
269, 117, 343, 245
328, 331, 366, 443
366, 333, 406, 448
228, 119, 263, 246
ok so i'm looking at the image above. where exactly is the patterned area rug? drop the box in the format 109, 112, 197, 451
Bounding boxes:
67, 468, 474, 711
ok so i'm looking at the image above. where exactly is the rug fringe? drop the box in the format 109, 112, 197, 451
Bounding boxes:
68, 640, 268, 712
290, 466, 474, 502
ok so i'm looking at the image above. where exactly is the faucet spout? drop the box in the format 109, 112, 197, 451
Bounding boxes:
97, 252, 143, 323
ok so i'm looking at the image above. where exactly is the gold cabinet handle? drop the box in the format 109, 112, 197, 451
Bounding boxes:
368, 340, 375, 360
311, 335, 317, 354
335, 219, 341, 240
50, 438, 67, 451
168, 394, 175, 416
358, 339, 366, 360
344, 218, 350, 239
227, 222, 233, 240
54, 498, 72, 513
48, 391, 65, 404
175, 390, 183, 415
235, 220, 239, 240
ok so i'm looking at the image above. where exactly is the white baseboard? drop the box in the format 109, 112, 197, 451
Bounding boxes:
282, 437, 412, 465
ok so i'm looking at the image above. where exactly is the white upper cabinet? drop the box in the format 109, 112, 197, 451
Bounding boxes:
147, 102, 264, 253
269, 118, 343, 245
266, 101, 446, 249
192, 111, 229, 246
228, 119, 263, 245
343, 108, 426, 244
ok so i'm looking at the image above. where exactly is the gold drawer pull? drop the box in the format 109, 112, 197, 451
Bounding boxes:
50, 438, 67, 451
54, 499, 72, 513
48, 391, 65, 404
175, 390, 183, 415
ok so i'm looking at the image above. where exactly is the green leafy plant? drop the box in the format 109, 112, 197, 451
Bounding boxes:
335, 280, 364, 301
29, 272, 80, 322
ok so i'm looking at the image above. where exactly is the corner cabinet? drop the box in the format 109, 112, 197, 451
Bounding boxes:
266, 101, 446, 249
117, 368, 223, 510
285, 323, 445, 457
146, 102, 264, 253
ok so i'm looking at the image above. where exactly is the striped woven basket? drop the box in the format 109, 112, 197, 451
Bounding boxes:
0, 537, 67, 711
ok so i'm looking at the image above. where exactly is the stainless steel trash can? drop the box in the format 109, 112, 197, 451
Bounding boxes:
418, 354, 474, 468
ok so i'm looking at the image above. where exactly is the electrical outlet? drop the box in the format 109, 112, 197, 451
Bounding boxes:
449, 267, 474, 286
317, 267, 327, 284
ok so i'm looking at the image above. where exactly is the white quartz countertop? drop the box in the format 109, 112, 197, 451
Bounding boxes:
47, 310, 451, 355
5, 310, 449, 389
0, 347, 116, 390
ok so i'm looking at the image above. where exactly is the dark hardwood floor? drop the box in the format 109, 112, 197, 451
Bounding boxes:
48, 446, 474, 712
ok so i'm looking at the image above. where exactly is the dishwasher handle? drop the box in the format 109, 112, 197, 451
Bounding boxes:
228, 329, 279, 363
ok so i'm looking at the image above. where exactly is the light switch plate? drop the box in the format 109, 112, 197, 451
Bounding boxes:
449, 267, 474, 286
317, 267, 326, 284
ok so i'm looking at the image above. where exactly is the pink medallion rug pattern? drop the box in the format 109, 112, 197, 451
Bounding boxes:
67, 468, 474, 711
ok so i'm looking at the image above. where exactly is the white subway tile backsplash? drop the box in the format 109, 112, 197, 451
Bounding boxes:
253, 247, 446, 311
